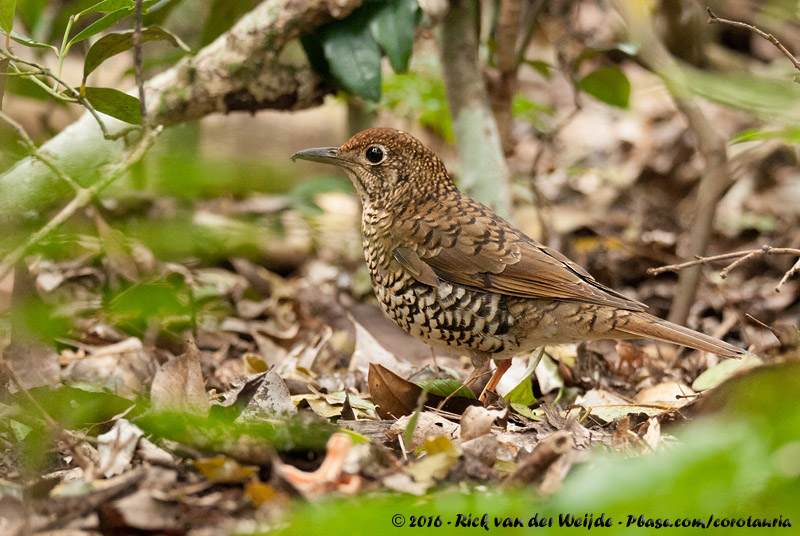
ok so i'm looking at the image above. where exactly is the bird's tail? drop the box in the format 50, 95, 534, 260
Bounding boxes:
618, 312, 744, 359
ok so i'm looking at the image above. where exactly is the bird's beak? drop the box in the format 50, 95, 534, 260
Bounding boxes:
291, 146, 344, 166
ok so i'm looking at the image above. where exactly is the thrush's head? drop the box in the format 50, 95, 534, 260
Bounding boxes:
292, 128, 452, 210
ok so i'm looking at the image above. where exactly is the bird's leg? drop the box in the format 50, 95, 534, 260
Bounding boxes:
436, 359, 490, 410
429, 347, 440, 379
478, 359, 512, 403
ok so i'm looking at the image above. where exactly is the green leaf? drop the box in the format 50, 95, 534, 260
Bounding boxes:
83, 26, 189, 82
76, 0, 134, 18
0, 0, 15, 34
368, 0, 418, 73
416, 379, 475, 399
522, 59, 552, 79
9, 419, 31, 441
691, 353, 762, 392
403, 407, 420, 449
509, 403, 543, 421
578, 66, 631, 108
83, 86, 142, 124
5, 29, 57, 52
67, 7, 130, 48
319, 9, 382, 102
504, 348, 545, 405
681, 66, 800, 122
730, 126, 800, 145
512, 93, 554, 132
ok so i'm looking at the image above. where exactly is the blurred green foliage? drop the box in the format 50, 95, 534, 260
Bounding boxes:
1, 384, 335, 474
382, 56, 453, 142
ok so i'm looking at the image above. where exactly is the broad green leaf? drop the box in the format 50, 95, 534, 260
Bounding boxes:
682, 66, 800, 122
5, 29, 58, 51
578, 66, 631, 108
299, 33, 329, 77
319, 9, 382, 102
0, 0, 15, 33
83, 26, 190, 82
83, 86, 142, 124
67, 7, 131, 48
691, 353, 761, 392
76, 0, 134, 18
416, 379, 475, 399
368, 0, 418, 73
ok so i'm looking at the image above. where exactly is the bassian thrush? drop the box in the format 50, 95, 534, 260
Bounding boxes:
292, 128, 744, 401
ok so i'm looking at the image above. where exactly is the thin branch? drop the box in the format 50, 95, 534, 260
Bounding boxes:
707, 8, 800, 73
0, 126, 162, 280
133, 0, 148, 128
648, 245, 800, 293
1, 51, 117, 138
514, 0, 545, 66
777, 257, 800, 291
0, 111, 81, 191
5, 60, 79, 102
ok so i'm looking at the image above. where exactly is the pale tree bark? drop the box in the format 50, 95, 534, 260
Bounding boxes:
440, 0, 512, 217
490, 0, 522, 154
0, 0, 362, 218
613, 0, 732, 326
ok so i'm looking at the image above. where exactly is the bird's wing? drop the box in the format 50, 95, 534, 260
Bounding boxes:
392, 193, 647, 311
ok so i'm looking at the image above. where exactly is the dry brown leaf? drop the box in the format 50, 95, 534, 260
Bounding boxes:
238, 369, 296, 418
460, 405, 508, 441
634, 382, 694, 408
349, 315, 412, 377
150, 340, 209, 415
506, 430, 572, 486
388, 412, 459, 451
368, 363, 423, 419
63, 337, 155, 398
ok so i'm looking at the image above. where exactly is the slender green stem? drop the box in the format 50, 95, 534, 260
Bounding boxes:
8, 62, 78, 102
55, 14, 77, 90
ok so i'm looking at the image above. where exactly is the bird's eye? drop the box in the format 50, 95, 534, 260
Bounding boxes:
365, 145, 384, 164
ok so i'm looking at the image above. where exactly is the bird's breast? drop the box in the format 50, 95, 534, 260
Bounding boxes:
361, 229, 518, 356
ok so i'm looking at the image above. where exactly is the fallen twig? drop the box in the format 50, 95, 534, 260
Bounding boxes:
648, 245, 800, 292
707, 8, 800, 73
